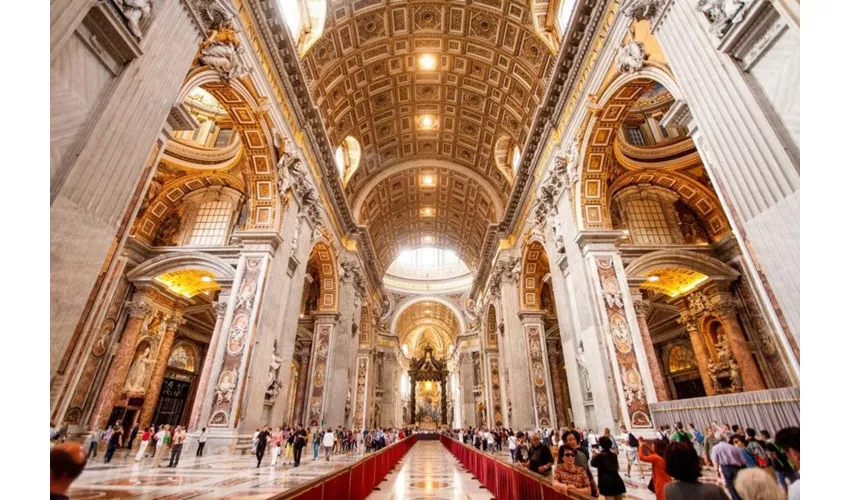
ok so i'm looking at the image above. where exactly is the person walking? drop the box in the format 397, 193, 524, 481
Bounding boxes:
151, 425, 171, 468
619, 425, 645, 480
255, 426, 271, 468
710, 435, 748, 500
508, 431, 518, 463
774, 427, 800, 500
85, 428, 102, 459
312, 428, 321, 461
270, 427, 283, 467
688, 423, 704, 460
167, 426, 186, 468
638, 437, 671, 500
283, 428, 294, 465
322, 428, 336, 461
591, 436, 627, 500
251, 428, 260, 455
103, 425, 123, 463
670, 422, 690, 443
135, 427, 152, 462
293, 424, 307, 466
196, 428, 208, 457
665, 442, 727, 500
126, 422, 140, 449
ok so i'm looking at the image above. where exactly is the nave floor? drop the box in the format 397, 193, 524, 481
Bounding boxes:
367, 441, 492, 500
68, 445, 363, 499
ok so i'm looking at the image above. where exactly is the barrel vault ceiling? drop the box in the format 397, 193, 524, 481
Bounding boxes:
302, 0, 556, 273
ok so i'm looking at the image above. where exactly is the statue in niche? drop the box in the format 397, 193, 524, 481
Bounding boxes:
729, 358, 743, 392
675, 201, 709, 244
345, 388, 351, 418
265, 340, 283, 403
577, 342, 593, 399
124, 346, 155, 393
199, 26, 249, 81
153, 206, 184, 246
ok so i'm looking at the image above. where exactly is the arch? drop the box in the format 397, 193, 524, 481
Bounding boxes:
168, 341, 200, 373
126, 252, 237, 288
609, 170, 731, 241
308, 240, 339, 313
520, 240, 552, 311
351, 159, 506, 221
624, 249, 739, 284
391, 295, 467, 338
575, 68, 687, 231
178, 69, 281, 230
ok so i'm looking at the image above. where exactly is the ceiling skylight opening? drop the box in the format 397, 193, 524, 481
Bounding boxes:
419, 54, 438, 71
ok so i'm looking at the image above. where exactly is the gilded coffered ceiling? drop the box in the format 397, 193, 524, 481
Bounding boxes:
302, 0, 556, 273
358, 165, 499, 270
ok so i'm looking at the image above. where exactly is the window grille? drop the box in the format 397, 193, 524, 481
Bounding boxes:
188, 201, 232, 246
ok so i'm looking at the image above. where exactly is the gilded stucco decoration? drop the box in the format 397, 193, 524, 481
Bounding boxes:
640, 268, 709, 298
154, 269, 221, 298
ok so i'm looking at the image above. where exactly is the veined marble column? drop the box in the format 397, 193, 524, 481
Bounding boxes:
306, 312, 338, 428
90, 298, 153, 430
518, 311, 557, 430
139, 314, 186, 428
710, 295, 766, 391
292, 349, 311, 426
632, 297, 672, 402
678, 310, 716, 396
188, 297, 229, 432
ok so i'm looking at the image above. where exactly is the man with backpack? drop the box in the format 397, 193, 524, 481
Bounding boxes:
689, 423, 705, 458
619, 425, 645, 480
671, 422, 691, 443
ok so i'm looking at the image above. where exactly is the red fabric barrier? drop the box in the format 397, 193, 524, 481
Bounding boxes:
279, 435, 417, 500
440, 435, 588, 500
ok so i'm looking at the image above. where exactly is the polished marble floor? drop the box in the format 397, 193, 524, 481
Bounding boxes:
367, 441, 492, 500
70, 445, 364, 499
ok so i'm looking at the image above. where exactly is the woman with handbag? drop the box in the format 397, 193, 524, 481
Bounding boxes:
591, 436, 627, 500
639, 437, 672, 500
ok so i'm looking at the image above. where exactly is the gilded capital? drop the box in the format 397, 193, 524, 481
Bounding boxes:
125, 301, 154, 319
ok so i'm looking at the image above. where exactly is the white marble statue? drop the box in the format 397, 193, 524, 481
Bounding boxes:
124, 347, 155, 393
615, 41, 646, 74
200, 29, 249, 81
577, 343, 593, 398
115, 0, 152, 39
265, 341, 283, 401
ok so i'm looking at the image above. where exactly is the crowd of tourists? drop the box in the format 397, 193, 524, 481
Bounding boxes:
447, 421, 800, 500
249, 425, 410, 468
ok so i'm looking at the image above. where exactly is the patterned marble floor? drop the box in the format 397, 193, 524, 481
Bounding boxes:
69, 445, 365, 499
367, 441, 492, 500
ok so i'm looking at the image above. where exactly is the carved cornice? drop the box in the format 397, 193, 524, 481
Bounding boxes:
243, 0, 385, 301
472, 0, 608, 297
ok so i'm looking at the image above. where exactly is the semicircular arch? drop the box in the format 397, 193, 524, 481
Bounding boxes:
308, 240, 339, 313
391, 295, 467, 338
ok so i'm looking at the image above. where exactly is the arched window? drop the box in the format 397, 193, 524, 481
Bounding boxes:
334, 136, 361, 186
668, 345, 698, 373
163, 186, 244, 247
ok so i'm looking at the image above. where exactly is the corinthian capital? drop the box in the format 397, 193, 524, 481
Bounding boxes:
125, 300, 154, 319
632, 298, 651, 317
165, 314, 187, 332
677, 310, 701, 332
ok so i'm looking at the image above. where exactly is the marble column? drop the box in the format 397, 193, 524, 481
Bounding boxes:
409, 375, 416, 426
496, 270, 536, 430
90, 298, 153, 430
50, 0, 205, 378
292, 349, 311, 426
139, 314, 186, 428
678, 311, 716, 396
518, 311, 557, 430
188, 297, 229, 432
305, 312, 337, 428
654, 0, 800, 353
440, 378, 448, 425
632, 297, 672, 402
483, 352, 503, 427
710, 295, 766, 392
352, 354, 371, 430
459, 352, 475, 428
